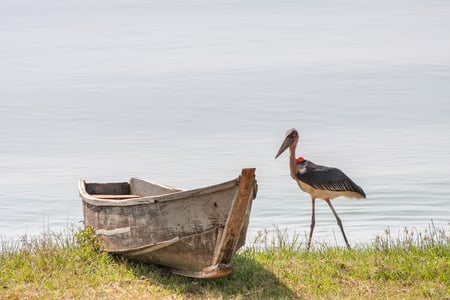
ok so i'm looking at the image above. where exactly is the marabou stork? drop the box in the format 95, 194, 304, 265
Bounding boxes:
275, 128, 366, 250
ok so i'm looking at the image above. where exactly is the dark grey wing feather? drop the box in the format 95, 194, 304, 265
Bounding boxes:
297, 160, 366, 197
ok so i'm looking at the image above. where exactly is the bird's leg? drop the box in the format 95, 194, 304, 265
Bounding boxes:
324, 199, 351, 249
307, 197, 316, 251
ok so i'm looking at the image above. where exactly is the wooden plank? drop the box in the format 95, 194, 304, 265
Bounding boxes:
93, 194, 141, 200
130, 177, 183, 197
85, 182, 130, 195
213, 168, 256, 264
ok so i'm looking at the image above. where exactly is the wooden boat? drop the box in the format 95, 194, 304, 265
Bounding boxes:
78, 168, 257, 278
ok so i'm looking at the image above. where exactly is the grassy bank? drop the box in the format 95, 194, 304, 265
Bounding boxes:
1, 225, 448, 299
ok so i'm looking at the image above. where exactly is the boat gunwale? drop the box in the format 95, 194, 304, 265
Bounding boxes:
79, 177, 240, 207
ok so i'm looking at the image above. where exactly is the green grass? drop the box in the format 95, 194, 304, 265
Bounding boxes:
1, 225, 449, 299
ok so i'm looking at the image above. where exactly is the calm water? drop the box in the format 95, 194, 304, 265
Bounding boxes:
1, 0, 449, 246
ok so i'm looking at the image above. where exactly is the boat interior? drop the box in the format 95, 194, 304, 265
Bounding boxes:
84, 178, 183, 200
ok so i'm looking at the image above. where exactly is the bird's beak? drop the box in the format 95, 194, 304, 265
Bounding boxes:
275, 136, 293, 159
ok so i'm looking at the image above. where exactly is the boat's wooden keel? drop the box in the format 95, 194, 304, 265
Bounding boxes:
170, 263, 233, 279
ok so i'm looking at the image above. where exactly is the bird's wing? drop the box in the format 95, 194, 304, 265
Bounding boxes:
296, 161, 366, 197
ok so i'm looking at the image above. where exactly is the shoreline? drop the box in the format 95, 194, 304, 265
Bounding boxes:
1, 225, 448, 299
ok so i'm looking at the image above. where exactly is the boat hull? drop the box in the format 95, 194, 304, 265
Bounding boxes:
79, 168, 257, 278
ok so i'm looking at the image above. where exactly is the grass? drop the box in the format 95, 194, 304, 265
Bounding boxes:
1, 224, 449, 299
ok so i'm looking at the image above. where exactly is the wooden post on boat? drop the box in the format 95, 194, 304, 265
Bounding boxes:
213, 168, 256, 265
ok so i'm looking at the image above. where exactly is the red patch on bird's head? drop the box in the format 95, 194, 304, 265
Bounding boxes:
296, 156, 305, 162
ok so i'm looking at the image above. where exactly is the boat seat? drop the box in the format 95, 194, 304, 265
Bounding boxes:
92, 194, 142, 200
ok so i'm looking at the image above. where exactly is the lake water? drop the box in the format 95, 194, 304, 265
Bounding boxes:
1, 0, 449, 247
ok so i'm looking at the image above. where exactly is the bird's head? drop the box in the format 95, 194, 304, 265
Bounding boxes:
275, 128, 298, 159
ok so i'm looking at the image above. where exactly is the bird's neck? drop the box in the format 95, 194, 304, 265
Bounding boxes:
289, 145, 297, 180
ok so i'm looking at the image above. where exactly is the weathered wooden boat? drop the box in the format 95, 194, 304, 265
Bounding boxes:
78, 168, 257, 278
